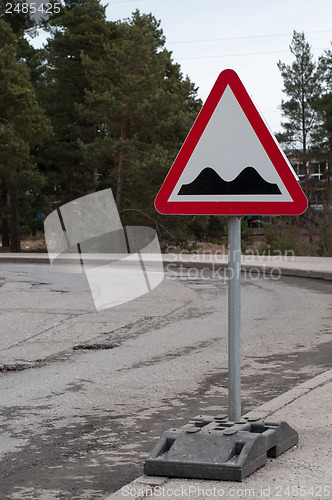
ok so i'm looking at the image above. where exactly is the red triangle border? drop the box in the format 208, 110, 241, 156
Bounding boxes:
155, 69, 308, 216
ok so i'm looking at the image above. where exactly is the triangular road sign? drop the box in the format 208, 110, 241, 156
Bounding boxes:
155, 69, 308, 215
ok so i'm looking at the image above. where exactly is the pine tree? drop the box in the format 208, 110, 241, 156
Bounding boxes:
277, 31, 321, 196
0, 19, 50, 251
79, 10, 201, 218
40, 0, 110, 203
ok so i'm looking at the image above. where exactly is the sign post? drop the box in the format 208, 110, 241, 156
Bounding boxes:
228, 216, 242, 422
146, 69, 307, 481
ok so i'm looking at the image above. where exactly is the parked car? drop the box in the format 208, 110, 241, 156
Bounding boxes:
245, 215, 266, 228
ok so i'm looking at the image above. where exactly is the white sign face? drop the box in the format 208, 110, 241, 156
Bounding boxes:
169, 85, 291, 203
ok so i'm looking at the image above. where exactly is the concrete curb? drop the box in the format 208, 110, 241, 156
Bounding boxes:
1, 253, 332, 280
103, 369, 332, 500
0, 253, 50, 264
244, 368, 332, 421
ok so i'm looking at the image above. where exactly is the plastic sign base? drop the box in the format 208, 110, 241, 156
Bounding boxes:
144, 415, 298, 482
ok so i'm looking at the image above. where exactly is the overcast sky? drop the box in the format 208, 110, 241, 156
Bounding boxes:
32, 0, 332, 133
101, 0, 332, 133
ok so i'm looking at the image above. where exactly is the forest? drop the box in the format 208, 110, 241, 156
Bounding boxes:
0, 0, 331, 255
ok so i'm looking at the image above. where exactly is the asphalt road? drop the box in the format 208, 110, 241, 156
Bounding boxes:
0, 263, 331, 499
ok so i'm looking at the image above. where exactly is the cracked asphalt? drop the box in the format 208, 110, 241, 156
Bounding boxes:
0, 263, 331, 499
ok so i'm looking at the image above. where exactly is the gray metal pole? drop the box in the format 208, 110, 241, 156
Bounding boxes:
228, 216, 242, 422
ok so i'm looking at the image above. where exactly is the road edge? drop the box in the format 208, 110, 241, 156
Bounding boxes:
1, 253, 332, 281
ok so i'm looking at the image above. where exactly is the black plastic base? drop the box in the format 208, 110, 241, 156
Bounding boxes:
144, 415, 298, 481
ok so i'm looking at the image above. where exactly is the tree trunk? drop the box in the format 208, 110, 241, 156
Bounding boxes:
1, 181, 10, 247
9, 185, 21, 253
302, 111, 309, 198
325, 136, 332, 206
91, 167, 98, 184
301, 116, 315, 247
116, 150, 125, 214
91, 120, 98, 184
116, 112, 128, 214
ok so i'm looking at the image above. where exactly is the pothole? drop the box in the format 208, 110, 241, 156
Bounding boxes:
0, 362, 35, 373
73, 340, 119, 350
